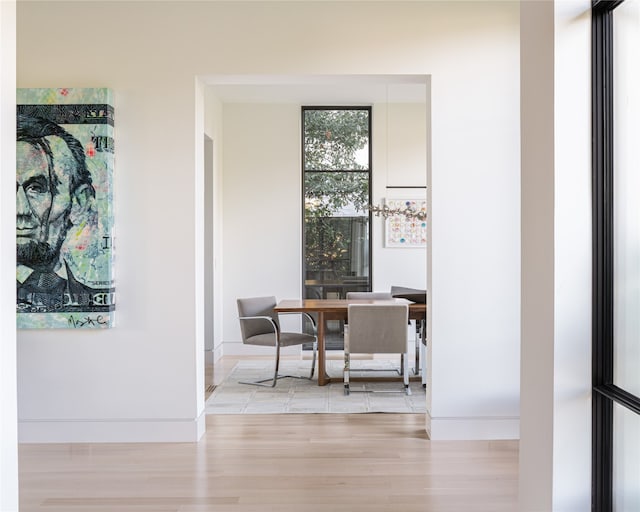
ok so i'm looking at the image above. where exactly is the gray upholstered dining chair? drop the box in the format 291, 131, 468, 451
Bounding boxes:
236, 296, 317, 387
343, 303, 410, 395
345, 291, 403, 374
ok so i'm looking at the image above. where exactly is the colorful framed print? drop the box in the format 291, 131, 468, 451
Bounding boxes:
384, 198, 427, 248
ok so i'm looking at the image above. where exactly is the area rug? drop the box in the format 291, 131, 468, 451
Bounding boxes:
205, 359, 427, 414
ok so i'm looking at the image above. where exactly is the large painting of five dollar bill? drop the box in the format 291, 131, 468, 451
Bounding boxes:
16, 88, 115, 329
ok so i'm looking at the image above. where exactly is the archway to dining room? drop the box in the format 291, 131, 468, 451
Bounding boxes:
199, 74, 431, 417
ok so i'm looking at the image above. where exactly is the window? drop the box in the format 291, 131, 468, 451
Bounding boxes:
302, 107, 372, 347
592, 1, 640, 510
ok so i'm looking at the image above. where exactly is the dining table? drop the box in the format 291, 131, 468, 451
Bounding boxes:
274, 298, 427, 386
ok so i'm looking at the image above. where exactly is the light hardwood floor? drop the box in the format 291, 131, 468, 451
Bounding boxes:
19, 414, 518, 512
19, 356, 519, 511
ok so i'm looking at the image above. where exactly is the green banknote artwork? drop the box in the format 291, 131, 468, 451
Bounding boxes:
17, 88, 115, 329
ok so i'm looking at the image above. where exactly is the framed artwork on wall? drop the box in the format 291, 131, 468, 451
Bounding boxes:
16, 88, 115, 329
384, 198, 427, 248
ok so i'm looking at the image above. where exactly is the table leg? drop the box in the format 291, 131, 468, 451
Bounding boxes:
316, 312, 330, 386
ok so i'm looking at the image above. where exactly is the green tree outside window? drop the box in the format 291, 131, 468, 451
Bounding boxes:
303, 108, 371, 282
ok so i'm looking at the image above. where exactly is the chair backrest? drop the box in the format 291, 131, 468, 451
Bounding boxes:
346, 304, 408, 354
345, 291, 393, 300
237, 296, 279, 341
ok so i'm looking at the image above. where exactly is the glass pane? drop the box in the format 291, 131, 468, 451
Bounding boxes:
304, 171, 370, 296
303, 109, 370, 171
613, 0, 640, 397
613, 402, 640, 511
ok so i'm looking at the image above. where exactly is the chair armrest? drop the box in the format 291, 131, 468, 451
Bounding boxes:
238, 315, 279, 334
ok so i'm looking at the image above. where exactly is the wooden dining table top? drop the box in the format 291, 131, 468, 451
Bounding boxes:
275, 298, 426, 317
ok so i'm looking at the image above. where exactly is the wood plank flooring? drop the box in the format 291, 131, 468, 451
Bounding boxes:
18, 413, 519, 512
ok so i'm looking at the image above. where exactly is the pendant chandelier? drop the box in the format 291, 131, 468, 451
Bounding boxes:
367, 202, 427, 221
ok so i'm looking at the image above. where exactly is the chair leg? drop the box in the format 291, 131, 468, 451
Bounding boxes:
239, 344, 280, 387
414, 320, 420, 375
344, 351, 350, 395
309, 340, 317, 379
421, 342, 427, 388
398, 322, 409, 375
403, 352, 411, 395
240, 342, 317, 388
418, 319, 427, 387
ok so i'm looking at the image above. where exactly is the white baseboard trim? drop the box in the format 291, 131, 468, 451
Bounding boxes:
19, 412, 207, 443
211, 345, 224, 363
428, 414, 520, 440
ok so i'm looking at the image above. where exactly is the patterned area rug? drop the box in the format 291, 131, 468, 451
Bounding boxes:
205, 359, 426, 414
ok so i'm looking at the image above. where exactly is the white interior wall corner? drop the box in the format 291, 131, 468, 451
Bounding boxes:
551, 2, 592, 511
520, 1, 592, 511
194, 77, 206, 425
0, 1, 18, 508
203, 87, 225, 362
519, 2, 556, 509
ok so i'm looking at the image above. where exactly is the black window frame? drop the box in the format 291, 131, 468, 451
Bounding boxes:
592, 1, 640, 510
300, 105, 373, 296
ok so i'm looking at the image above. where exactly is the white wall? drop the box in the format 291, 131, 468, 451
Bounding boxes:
16, 1, 520, 442
552, 3, 592, 509
520, 1, 592, 511
17, 2, 207, 442
372, 102, 429, 293
204, 88, 225, 361
520, 2, 555, 508
428, 5, 521, 438
0, 2, 18, 508
613, 2, 640, 508
193, 78, 206, 425
203, 133, 214, 353
221, 103, 304, 354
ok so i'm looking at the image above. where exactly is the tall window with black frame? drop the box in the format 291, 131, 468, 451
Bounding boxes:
301, 107, 372, 349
